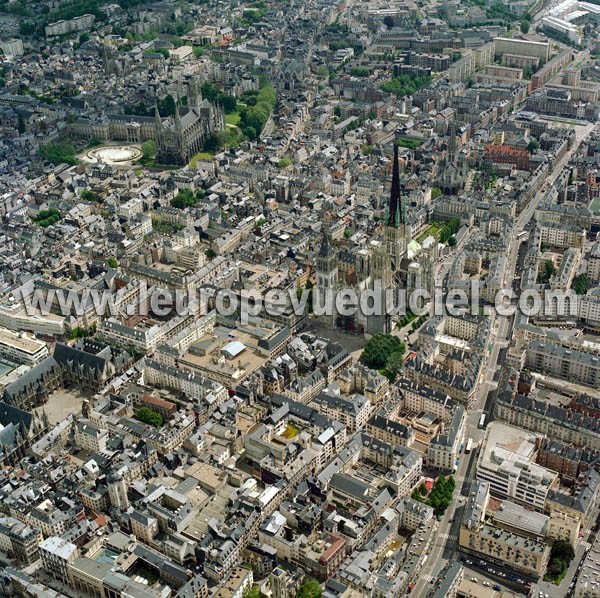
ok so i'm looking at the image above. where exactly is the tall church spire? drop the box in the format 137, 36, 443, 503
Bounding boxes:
388, 143, 403, 227
319, 226, 333, 258
447, 122, 457, 161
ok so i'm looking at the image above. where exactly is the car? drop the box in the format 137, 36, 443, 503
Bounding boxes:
483, 581, 491, 587
493, 586, 501, 591
471, 577, 478, 583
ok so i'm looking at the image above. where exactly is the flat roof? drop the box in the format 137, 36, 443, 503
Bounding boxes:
0, 327, 46, 355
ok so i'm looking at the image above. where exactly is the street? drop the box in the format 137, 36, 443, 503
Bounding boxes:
411, 119, 597, 597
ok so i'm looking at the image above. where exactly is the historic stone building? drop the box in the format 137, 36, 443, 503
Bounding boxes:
315, 143, 437, 335
70, 78, 225, 165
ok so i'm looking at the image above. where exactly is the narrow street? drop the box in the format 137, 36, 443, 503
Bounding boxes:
412, 120, 597, 597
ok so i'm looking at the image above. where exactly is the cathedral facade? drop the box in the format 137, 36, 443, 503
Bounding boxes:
315, 143, 438, 336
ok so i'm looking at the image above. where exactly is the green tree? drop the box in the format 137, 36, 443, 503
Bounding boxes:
203, 131, 227, 153
205, 248, 216, 259
152, 47, 170, 59
317, 64, 329, 78
135, 407, 164, 428
425, 475, 456, 514
381, 73, 432, 96
158, 94, 176, 117
218, 94, 237, 113
201, 82, 220, 102
383, 15, 395, 29
527, 139, 540, 152
520, 20, 530, 34
81, 189, 99, 202
33, 208, 61, 227
18, 114, 26, 134
107, 257, 118, 268
296, 578, 322, 598
350, 67, 370, 77
193, 46, 204, 58
38, 143, 78, 166
239, 81, 276, 139
19, 21, 35, 36
141, 140, 156, 160
573, 273, 588, 295
242, 585, 261, 598
243, 125, 257, 141
539, 259, 556, 284
545, 541, 575, 582
448, 235, 457, 247
360, 333, 405, 370
171, 189, 198, 209
385, 351, 405, 378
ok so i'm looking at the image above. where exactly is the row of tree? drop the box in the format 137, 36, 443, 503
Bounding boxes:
381, 73, 432, 97
33, 208, 61, 227
238, 83, 277, 141
439, 217, 460, 244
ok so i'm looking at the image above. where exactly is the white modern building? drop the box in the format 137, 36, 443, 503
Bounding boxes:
476, 422, 558, 511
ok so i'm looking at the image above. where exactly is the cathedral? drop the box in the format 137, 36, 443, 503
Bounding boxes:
70, 78, 225, 166
316, 143, 438, 336
155, 79, 225, 165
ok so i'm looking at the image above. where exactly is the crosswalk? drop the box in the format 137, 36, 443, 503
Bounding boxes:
439, 533, 458, 542
420, 573, 436, 584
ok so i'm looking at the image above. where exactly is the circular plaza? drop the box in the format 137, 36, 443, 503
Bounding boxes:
82, 144, 143, 165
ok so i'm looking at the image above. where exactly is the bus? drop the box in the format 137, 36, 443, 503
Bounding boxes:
478, 414, 486, 429
465, 438, 473, 454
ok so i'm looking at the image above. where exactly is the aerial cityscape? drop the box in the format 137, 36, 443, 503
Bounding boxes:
1, 0, 600, 597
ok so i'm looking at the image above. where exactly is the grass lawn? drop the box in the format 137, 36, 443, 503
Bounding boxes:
544, 569, 568, 585
417, 222, 445, 243
225, 111, 241, 126
281, 424, 300, 439
190, 152, 214, 167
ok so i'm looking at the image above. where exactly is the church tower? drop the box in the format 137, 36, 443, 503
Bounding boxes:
316, 228, 337, 321
188, 77, 203, 111
384, 143, 408, 274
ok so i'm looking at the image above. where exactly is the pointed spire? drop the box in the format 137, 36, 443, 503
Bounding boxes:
174, 100, 182, 131
319, 226, 332, 258
388, 142, 403, 226
448, 122, 457, 159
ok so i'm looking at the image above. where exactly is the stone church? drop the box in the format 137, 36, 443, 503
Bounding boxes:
70, 78, 225, 165
316, 143, 438, 335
